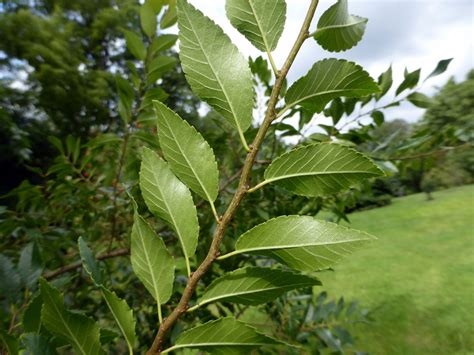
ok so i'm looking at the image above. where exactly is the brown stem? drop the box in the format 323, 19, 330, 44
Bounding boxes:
43, 248, 130, 280
147, 1, 320, 353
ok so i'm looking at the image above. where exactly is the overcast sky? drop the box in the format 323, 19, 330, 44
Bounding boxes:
170, 0, 473, 124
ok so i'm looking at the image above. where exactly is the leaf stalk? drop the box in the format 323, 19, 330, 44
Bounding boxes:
146, 1, 320, 353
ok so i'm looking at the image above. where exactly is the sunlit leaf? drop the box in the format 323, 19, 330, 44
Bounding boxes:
162, 317, 286, 354
161, 0, 177, 29
131, 212, 174, 305
314, 0, 367, 52
285, 59, 379, 114
223, 215, 376, 272
154, 101, 219, 201
257, 143, 383, 197
123, 30, 146, 61
226, 0, 286, 52
101, 287, 136, 354
195, 267, 321, 308
148, 34, 178, 58
140, 0, 158, 38
139, 147, 198, 272
177, 0, 254, 148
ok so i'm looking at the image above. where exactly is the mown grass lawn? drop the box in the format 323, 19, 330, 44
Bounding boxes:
319, 185, 474, 354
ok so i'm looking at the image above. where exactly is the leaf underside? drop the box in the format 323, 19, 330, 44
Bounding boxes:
167, 317, 284, 354
139, 147, 199, 260
233, 215, 376, 272
154, 101, 219, 201
285, 59, 380, 114
263, 143, 383, 197
131, 212, 174, 305
226, 0, 286, 52
177, 0, 254, 138
314, 0, 367, 52
197, 267, 321, 307
101, 287, 136, 352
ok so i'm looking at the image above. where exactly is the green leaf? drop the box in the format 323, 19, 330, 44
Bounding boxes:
314, 0, 367, 52
407, 92, 434, 108
285, 59, 379, 114
78, 238, 136, 352
140, 0, 158, 38
149, 0, 165, 13
194, 267, 320, 308
225, 0, 286, 52
21, 333, 57, 355
371, 110, 384, 126
376, 65, 393, 100
161, 0, 178, 29
131, 212, 174, 307
123, 30, 146, 61
148, 34, 178, 58
147, 56, 177, 75
0, 330, 18, 355
146, 56, 177, 84
0, 254, 20, 298
425, 58, 453, 81
141, 88, 169, 109
78, 237, 102, 286
23, 294, 43, 333
139, 147, 198, 274
249, 56, 271, 85
255, 143, 383, 197
162, 317, 285, 354
19, 243, 43, 289
154, 101, 219, 202
100, 287, 136, 354
396, 68, 420, 95
222, 215, 376, 272
39, 279, 102, 355
177, 0, 254, 149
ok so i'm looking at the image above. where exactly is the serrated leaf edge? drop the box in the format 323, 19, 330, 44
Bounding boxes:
162, 316, 294, 353
256, 142, 384, 195
219, 215, 376, 258
154, 100, 219, 202
177, 0, 254, 150
195, 266, 321, 308
286, 59, 381, 111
